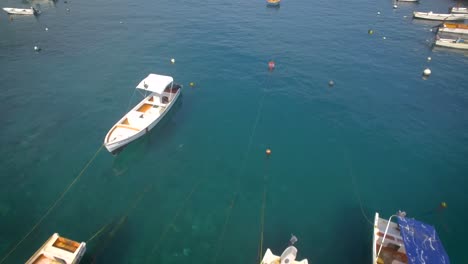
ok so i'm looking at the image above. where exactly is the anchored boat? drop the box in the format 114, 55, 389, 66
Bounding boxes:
450, 7, 468, 14
372, 211, 450, 264
438, 23, 468, 34
435, 36, 468, 50
266, 0, 280, 7
104, 73, 181, 154
26, 233, 86, 264
413, 11, 467, 21
2, 7, 38, 15
261, 235, 308, 264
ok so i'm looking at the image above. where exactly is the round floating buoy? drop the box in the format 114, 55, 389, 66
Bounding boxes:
265, 149, 272, 156
427, 56, 432, 62
45, 27, 48, 31
368, 29, 374, 35
189, 82, 195, 87
423, 68, 431, 76
377, 11, 381, 15
383, 36, 386, 40
34, 46, 41, 52
393, 5, 398, 9
440, 202, 447, 209
119, 21, 123, 24
66, 8, 70, 12
328, 80, 335, 87
268, 61, 275, 71
170, 58, 175, 64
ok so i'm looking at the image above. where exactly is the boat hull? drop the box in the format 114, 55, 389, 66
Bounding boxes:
2, 7, 35, 15
413, 12, 467, 21
451, 7, 468, 14
104, 89, 181, 153
435, 39, 468, 50
266, 0, 280, 7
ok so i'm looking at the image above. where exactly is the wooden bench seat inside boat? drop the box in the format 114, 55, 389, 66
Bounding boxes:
52, 237, 80, 253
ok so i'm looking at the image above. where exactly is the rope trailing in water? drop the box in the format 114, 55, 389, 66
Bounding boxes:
213, 74, 271, 263
146, 177, 203, 263
343, 149, 373, 226
258, 183, 267, 262
0, 145, 104, 264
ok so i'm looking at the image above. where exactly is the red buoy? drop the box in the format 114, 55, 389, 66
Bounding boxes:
268, 61, 275, 71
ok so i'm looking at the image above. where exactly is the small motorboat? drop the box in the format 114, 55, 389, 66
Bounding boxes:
413, 11, 467, 21
2, 7, 38, 15
260, 235, 308, 264
438, 23, 468, 34
450, 7, 468, 14
104, 73, 182, 154
435, 36, 468, 50
26, 233, 86, 264
266, 0, 280, 7
372, 211, 450, 264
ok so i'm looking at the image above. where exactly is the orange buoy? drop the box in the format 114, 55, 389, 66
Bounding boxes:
265, 149, 272, 156
268, 61, 275, 71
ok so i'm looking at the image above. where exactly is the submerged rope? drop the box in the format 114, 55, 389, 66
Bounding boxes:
213, 74, 271, 263
146, 177, 204, 263
0, 145, 104, 264
343, 149, 373, 226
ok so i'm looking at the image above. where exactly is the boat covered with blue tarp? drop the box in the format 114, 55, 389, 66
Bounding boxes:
397, 216, 450, 264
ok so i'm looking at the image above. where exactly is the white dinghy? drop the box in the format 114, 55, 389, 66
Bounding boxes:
450, 7, 468, 14
2, 7, 38, 15
435, 36, 468, 50
104, 73, 181, 154
413, 11, 467, 21
261, 235, 308, 264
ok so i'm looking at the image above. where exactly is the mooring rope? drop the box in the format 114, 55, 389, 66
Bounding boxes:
213, 73, 271, 263
0, 145, 104, 264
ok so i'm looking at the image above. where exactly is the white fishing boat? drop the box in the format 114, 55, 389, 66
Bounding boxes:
2, 7, 38, 15
261, 235, 308, 264
372, 211, 450, 264
104, 73, 181, 154
435, 36, 468, 50
397, 0, 419, 2
438, 23, 468, 34
26, 233, 86, 264
450, 7, 468, 14
413, 11, 467, 21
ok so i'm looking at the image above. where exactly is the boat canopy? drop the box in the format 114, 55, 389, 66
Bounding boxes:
136, 74, 173, 95
397, 216, 450, 264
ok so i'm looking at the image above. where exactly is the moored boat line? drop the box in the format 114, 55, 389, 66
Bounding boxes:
438, 23, 468, 34
435, 36, 468, 50
413, 11, 467, 21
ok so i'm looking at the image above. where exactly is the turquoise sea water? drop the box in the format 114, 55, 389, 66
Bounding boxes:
1, 0, 468, 263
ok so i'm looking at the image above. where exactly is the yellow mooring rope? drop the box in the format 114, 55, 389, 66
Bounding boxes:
0, 144, 104, 264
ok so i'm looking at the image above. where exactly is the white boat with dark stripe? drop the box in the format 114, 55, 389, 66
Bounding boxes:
413, 11, 467, 21
2, 7, 38, 15
104, 73, 181, 154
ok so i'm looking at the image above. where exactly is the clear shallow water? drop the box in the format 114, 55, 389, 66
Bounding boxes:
0, 0, 467, 263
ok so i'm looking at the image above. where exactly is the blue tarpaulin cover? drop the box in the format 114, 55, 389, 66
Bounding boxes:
397, 216, 450, 264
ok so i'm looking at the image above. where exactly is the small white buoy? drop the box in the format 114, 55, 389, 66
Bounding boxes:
423, 68, 431, 76
430, 28, 433, 32
328, 80, 335, 87
383, 36, 386, 40
45, 27, 48, 31
377, 11, 381, 15
170, 58, 175, 64
427, 57, 432, 62
119, 21, 123, 24
403, 15, 407, 18
34, 46, 40, 52
66, 8, 70, 12
393, 5, 398, 9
